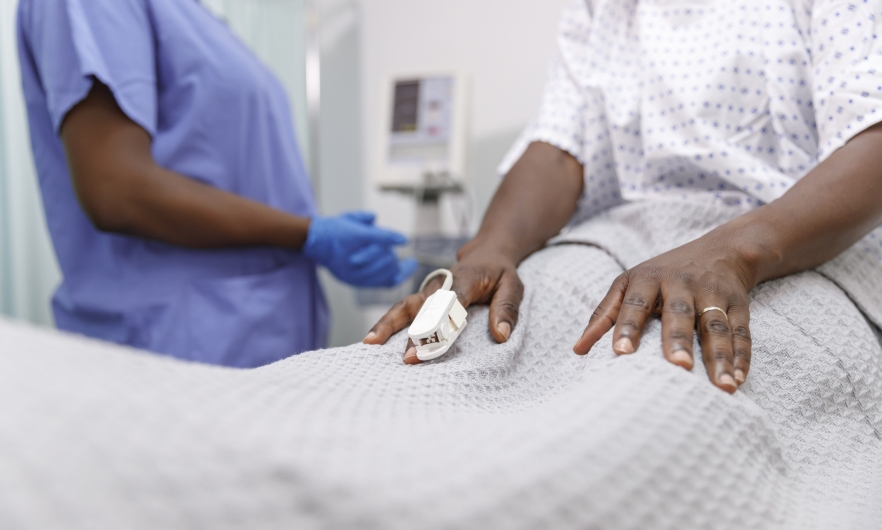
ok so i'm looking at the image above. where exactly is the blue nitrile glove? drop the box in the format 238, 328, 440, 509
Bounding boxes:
302, 211, 418, 287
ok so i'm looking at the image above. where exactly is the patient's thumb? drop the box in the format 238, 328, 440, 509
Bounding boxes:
489, 278, 524, 343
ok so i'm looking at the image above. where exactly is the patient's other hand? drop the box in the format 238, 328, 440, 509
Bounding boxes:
362, 241, 524, 364
572, 222, 759, 394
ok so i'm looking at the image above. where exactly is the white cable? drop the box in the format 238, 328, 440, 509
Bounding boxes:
419, 268, 453, 292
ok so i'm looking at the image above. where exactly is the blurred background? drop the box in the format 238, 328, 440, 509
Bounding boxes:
0, 0, 570, 347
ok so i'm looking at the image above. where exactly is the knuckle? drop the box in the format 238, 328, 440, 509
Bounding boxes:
669, 330, 692, 341
496, 300, 521, 319
666, 300, 694, 315
734, 347, 752, 362
728, 292, 746, 307
479, 270, 497, 292
589, 307, 615, 327
732, 325, 752, 341
711, 349, 732, 362
619, 319, 642, 333
674, 271, 696, 285
704, 319, 731, 334
695, 276, 724, 296
454, 264, 493, 289
623, 294, 651, 311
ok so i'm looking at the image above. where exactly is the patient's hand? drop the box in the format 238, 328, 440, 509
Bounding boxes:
573, 225, 760, 394
362, 242, 524, 364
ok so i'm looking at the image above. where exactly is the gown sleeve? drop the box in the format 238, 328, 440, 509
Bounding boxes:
19, 0, 158, 136
810, 0, 882, 161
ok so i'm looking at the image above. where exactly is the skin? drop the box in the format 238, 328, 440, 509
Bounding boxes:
365, 124, 882, 394
61, 81, 312, 250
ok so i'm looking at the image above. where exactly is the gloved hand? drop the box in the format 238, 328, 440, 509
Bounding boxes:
302, 211, 418, 287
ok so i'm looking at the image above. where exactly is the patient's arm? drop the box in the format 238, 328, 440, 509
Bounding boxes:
575, 123, 882, 394
364, 141, 584, 362
61, 81, 311, 249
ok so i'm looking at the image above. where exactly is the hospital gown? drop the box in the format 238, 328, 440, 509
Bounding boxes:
502, 0, 882, 231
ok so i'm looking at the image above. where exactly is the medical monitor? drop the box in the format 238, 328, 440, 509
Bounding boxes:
376, 73, 469, 190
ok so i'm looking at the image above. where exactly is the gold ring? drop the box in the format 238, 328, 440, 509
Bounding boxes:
698, 306, 729, 322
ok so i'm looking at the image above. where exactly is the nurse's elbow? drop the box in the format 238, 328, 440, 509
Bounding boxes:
86, 204, 131, 234
74, 173, 139, 234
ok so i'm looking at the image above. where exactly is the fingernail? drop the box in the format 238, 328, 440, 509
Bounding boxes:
363, 331, 377, 343
719, 373, 737, 392
734, 369, 746, 384
404, 346, 419, 365
614, 337, 634, 354
671, 349, 692, 367
497, 322, 511, 341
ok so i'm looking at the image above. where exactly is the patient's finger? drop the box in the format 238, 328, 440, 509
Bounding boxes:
574, 273, 627, 355
696, 300, 737, 394
488, 269, 524, 343
660, 290, 695, 370
363, 293, 425, 345
728, 303, 752, 386
403, 338, 420, 365
611, 276, 659, 355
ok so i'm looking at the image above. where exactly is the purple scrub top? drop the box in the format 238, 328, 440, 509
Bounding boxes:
16, 0, 328, 367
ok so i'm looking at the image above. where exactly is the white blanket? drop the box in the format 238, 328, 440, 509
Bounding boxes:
1, 200, 880, 529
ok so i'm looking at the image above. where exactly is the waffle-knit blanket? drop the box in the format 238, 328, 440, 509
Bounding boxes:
1, 199, 880, 529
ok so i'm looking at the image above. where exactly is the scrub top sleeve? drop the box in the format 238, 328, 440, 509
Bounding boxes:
22, 0, 157, 136
810, 0, 882, 162
497, 0, 591, 176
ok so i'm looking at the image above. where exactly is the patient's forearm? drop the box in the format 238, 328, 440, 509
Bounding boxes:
720, 123, 882, 287
459, 142, 584, 264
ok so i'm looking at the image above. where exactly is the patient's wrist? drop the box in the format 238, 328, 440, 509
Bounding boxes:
456, 235, 521, 265
712, 214, 785, 289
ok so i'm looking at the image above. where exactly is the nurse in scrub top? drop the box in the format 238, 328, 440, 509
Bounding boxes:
16, 0, 416, 367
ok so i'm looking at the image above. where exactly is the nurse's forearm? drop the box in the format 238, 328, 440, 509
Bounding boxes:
61, 81, 311, 250
119, 164, 312, 249
717, 122, 882, 287
457, 141, 584, 264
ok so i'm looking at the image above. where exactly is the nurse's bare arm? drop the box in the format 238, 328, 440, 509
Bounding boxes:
60, 81, 310, 249
363, 141, 584, 363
